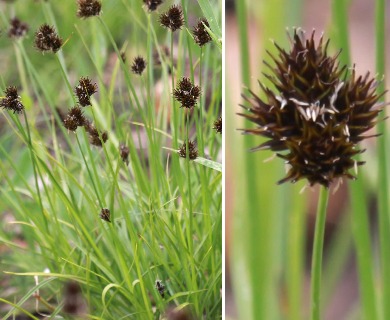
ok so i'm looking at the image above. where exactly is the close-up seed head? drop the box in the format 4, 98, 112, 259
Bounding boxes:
192, 18, 212, 46
178, 140, 198, 160
0, 86, 25, 114
77, 0, 102, 18
159, 5, 184, 32
213, 117, 222, 134
85, 122, 108, 147
99, 208, 111, 222
143, 0, 163, 11
119, 144, 129, 165
155, 280, 165, 298
173, 77, 201, 109
74, 77, 98, 107
34, 24, 63, 53
8, 17, 29, 39
239, 29, 385, 188
131, 56, 147, 75
63, 106, 86, 132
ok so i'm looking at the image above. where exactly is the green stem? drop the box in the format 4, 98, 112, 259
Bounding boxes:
310, 187, 329, 320
375, 0, 390, 319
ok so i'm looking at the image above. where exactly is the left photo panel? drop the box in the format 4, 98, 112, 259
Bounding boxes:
0, 1, 222, 319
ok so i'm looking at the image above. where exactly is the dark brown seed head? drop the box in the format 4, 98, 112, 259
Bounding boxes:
178, 140, 198, 160
0, 86, 24, 114
85, 121, 108, 147
74, 77, 98, 107
77, 0, 102, 18
119, 144, 129, 165
131, 56, 147, 75
155, 280, 165, 298
120, 51, 127, 63
192, 18, 212, 46
8, 17, 29, 39
213, 117, 222, 134
153, 46, 170, 66
239, 29, 385, 188
159, 5, 184, 32
34, 24, 63, 53
143, 0, 163, 11
173, 77, 201, 109
63, 106, 86, 132
99, 208, 111, 222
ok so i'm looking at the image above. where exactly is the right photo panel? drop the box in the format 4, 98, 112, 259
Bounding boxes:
226, 0, 390, 319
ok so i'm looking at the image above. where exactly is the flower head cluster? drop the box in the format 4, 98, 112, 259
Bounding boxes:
119, 144, 129, 165
159, 5, 184, 32
0, 86, 24, 114
173, 77, 201, 109
143, 0, 163, 11
213, 117, 222, 134
131, 56, 147, 75
239, 29, 385, 187
8, 17, 29, 38
155, 280, 165, 298
99, 208, 111, 222
34, 24, 62, 53
74, 77, 98, 107
85, 121, 108, 147
178, 140, 198, 160
63, 106, 86, 132
77, 0, 102, 18
192, 18, 212, 46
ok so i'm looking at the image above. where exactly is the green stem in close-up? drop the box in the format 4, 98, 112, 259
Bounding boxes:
375, 0, 390, 319
310, 187, 330, 320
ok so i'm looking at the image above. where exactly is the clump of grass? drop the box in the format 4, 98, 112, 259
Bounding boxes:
0, 0, 221, 319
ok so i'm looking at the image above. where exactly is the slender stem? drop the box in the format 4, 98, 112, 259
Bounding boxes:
375, 0, 390, 319
311, 187, 330, 320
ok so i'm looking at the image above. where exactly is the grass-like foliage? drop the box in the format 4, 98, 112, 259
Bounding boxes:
0, 0, 222, 319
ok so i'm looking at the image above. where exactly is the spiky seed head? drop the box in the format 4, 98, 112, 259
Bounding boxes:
74, 77, 98, 107
159, 5, 184, 32
63, 106, 86, 132
119, 144, 129, 165
8, 17, 29, 38
155, 280, 165, 298
77, 0, 102, 18
173, 77, 201, 109
178, 140, 198, 160
192, 18, 212, 46
131, 56, 147, 75
34, 24, 63, 53
213, 117, 222, 134
0, 86, 24, 114
85, 121, 108, 147
239, 29, 385, 188
143, 0, 163, 11
99, 208, 111, 222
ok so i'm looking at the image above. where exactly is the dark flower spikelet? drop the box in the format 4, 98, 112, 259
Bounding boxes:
34, 24, 63, 53
143, 0, 163, 11
77, 0, 102, 18
119, 144, 129, 165
155, 280, 165, 298
131, 56, 147, 75
75, 77, 98, 107
85, 121, 108, 147
159, 5, 184, 32
192, 18, 212, 46
8, 17, 29, 38
173, 77, 201, 109
0, 86, 24, 114
178, 140, 198, 160
213, 117, 222, 134
239, 29, 386, 187
99, 208, 111, 222
63, 106, 86, 132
